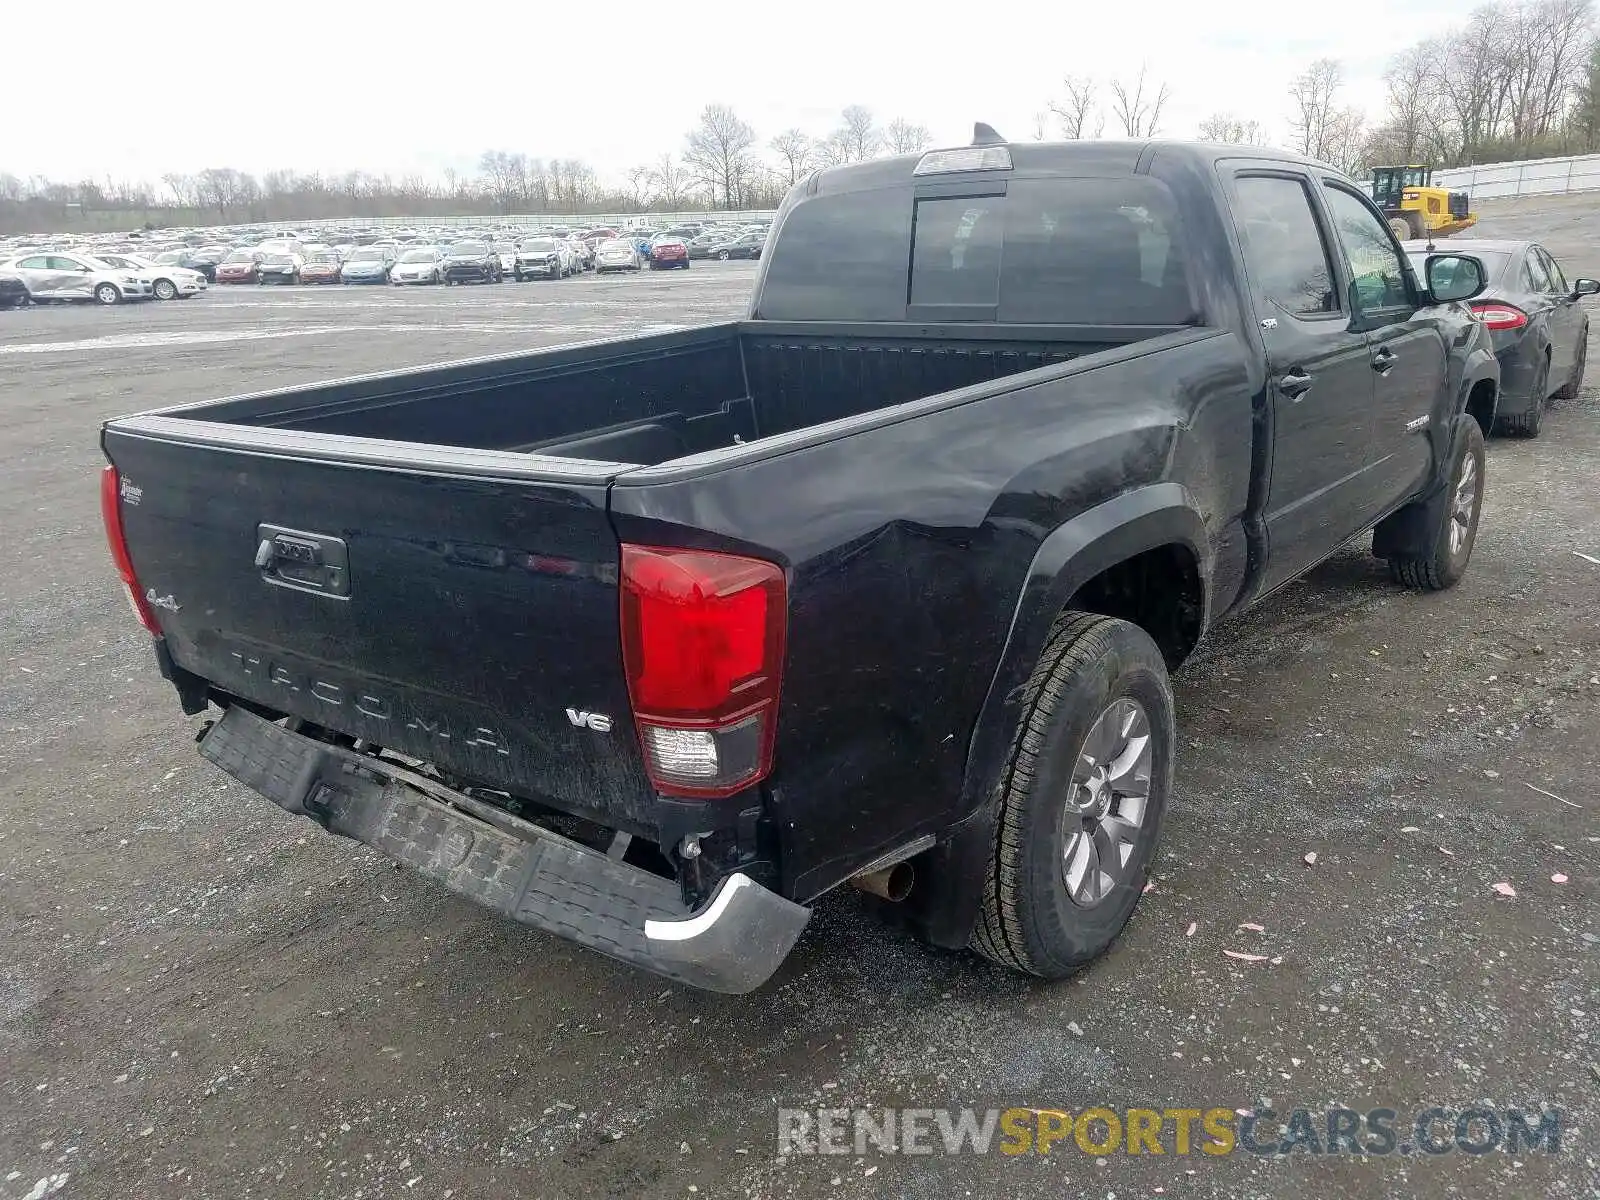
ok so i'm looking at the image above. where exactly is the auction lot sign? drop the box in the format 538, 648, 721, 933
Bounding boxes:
778, 1105, 1562, 1158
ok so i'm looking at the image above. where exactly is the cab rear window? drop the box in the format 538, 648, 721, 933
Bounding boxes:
759, 176, 1198, 325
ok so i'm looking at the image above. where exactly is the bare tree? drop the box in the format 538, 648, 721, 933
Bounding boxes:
1502, 0, 1594, 142
1376, 44, 1449, 164
160, 172, 194, 206
649, 154, 690, 207
684, 103, 757, 209
1288, 58, 1366, 169
835, 105, 881, 162
478, 150, 530, 212
769, 129, 814, 183
195, 167, 247, 218
812, 130, 850, 168
1325, 109, 1369, 174
625, 164, 656, 210
1031, 111, 1049, 141
884, 117, 932, 154
1570, 39, 1600, 150
1108, 67, 1170, 137
1197, 113, 1268, 145
1049, 75, 1102, 139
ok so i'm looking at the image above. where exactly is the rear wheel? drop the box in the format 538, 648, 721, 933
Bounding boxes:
94, 282, 121, 305
1555, 334, 1587, 399
717, 249, 731, 261
1496, 356, 1549, 437
1389, 420, 1486, 590
971, 612, 1174, 979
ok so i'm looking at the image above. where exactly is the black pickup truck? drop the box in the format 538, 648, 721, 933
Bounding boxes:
100, 134, 1500, 994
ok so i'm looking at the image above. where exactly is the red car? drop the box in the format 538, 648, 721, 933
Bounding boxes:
648, 237, 690, 270
215, 250, 263, 284
300, 254, 343, 284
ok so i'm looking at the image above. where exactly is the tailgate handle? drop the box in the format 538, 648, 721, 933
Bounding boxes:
256, 524, 351, 598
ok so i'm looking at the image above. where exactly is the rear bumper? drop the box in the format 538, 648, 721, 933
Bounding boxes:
198, 706, 809, 993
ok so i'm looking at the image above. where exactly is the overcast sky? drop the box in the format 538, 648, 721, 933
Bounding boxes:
10, 0, 1485, 186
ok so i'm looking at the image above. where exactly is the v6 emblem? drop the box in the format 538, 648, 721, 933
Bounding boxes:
565, 708, 613, 733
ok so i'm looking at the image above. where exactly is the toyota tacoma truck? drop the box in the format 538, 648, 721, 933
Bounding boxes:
99, 133, 1500, 993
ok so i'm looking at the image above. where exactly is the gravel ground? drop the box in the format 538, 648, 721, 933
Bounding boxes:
0, 205, 1596, 1200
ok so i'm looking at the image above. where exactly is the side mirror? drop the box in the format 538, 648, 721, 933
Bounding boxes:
1571, 277, 1600, 298
1425, 254, 1487, 304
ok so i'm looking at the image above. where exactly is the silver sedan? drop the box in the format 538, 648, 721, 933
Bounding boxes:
593, 239, 641, 274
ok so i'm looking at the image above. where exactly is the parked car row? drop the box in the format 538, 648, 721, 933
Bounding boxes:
0, 217, 772, 306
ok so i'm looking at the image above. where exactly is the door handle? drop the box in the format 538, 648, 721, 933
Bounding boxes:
1371, 346, 1398, 375
1278, 370, 1313, 400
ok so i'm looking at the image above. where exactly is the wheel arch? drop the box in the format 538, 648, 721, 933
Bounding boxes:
908, 484, 1212, 949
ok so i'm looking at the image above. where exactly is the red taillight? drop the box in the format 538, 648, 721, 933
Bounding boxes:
1471, 302, 1528, 331
620, 545, 786, 798
100, 464, 159, 634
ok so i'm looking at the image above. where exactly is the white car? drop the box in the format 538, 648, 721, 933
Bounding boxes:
390, 248, 444, 285
513, 237, 570, 280
0, 252, 155, 304
594, 239, 641, 274
96, 252, 206, 300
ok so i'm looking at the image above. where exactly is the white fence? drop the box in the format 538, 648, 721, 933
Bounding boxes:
1434, 154, 1600, 199
276, 210, 778, 233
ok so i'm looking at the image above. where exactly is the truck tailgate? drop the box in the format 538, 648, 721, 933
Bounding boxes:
103, 421, 657, 831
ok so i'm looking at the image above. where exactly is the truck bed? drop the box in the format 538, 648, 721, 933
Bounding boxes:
149, 322, 1137, 466
102, 316, 1203, 867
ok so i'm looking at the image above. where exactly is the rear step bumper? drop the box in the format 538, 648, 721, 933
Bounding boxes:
198, 707, 809, 994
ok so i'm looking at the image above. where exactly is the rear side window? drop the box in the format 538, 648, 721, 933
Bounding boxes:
754, 188, 916, 322
757, 176, 1196, 325
997, 180, 1194, 324
1231, 176, 1337, 318
1523, 249, 1554, 292
1537, 247, 1567, 292
910, 196, 1004, 306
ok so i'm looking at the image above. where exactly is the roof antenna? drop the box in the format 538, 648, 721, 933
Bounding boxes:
972, 122, 1006, 146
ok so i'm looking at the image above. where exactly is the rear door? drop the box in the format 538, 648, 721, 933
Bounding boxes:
9, 255, 56, 297
1225, 169, 1383, 592
1534, 244, 1582, 385
1318, 180, 1441, 510
1519, 246, 1563, 385
103, 422, 662, 832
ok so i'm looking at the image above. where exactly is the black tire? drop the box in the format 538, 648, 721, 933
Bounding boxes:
1388, 420, 1486, 591
1495, 356, 1548, 437
971, 612, 1175, 979
94, 282, 121, 305
717, 249, 731, 261
152, 278, 177, 301
1554, 333, 1587, 400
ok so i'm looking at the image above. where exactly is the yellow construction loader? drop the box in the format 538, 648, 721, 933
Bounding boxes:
1370, 165, 1477, 240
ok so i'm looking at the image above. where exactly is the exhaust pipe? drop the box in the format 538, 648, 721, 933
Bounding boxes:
850, 860, 914, 902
